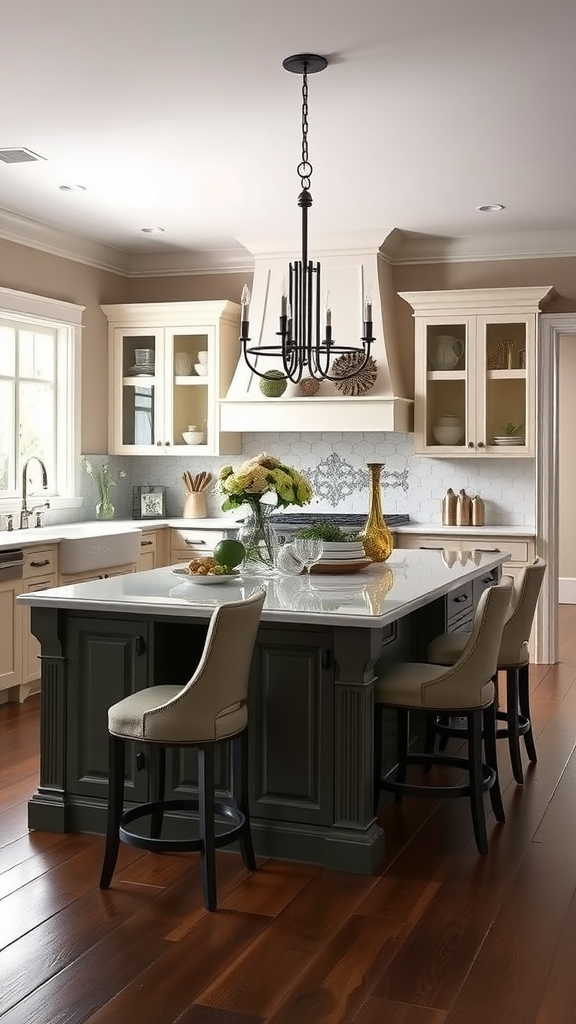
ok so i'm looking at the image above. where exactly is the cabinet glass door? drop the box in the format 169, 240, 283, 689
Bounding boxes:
480, 319, 528, 452
424, 322, 469, 450
167, 329, 210, 450
120, 333, 158, 448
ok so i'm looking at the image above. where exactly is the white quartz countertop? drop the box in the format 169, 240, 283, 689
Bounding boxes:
17, 548, 509, 629
0, 517, 242, 550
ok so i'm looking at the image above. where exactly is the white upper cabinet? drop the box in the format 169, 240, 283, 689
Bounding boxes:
102, 301, 242, 456
399, 287, 554, 457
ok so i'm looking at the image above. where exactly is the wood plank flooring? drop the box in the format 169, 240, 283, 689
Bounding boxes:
2, 605, 576, 1023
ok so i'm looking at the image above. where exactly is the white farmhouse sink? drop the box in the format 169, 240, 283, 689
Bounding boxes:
59, 525, 142, 574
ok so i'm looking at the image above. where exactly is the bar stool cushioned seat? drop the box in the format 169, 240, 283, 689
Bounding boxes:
99, 588, 266, 911
427, 558, 546, 783
374, 578, 512, 855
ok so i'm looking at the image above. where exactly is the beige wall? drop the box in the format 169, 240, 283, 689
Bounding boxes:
4, 236, 576, 454
0, 239, 251, 452
391, 256, 576, 409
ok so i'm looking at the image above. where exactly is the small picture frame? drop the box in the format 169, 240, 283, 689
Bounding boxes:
132, 485, 166, 519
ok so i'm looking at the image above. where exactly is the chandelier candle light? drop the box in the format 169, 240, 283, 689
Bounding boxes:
240, 53, 374, 384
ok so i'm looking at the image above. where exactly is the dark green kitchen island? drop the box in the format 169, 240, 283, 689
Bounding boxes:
19, 548, 506, 874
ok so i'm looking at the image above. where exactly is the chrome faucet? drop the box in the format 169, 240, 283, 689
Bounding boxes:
21, 457, 50, 529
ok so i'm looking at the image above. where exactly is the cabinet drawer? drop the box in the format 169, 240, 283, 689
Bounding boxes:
140, 532, 157, 554
397, 534, 531, 565
446, 582, 473, 625
471, 539, 529, 564
170, 528, 229, 563
23, 546, 58, 579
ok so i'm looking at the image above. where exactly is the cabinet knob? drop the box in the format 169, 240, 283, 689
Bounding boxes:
135, 635, 146, 656
467, 441, 474, 448
156, 440, 162, 446
478, 441, 485, 448
321, 650, 332, 670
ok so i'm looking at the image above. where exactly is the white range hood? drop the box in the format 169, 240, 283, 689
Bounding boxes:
219, 236, 413, 433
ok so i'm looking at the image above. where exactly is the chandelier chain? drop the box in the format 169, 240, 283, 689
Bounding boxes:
298, 69, 312, 190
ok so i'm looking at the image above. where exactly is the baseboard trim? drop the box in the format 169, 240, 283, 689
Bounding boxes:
559, 577, 576, 604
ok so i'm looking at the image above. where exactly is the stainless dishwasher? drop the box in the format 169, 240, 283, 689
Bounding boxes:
0, 548, 24, 581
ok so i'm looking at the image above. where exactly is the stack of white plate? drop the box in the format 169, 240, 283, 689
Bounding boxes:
492, 436, 525, 446
318, 541, 366, 563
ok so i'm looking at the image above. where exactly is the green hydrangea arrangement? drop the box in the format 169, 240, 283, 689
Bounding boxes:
218, 452, 313, 512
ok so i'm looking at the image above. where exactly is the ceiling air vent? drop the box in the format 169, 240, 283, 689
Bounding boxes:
0, 148, 46, 164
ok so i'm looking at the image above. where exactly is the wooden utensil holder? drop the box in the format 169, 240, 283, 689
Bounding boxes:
183, 492, 207, 519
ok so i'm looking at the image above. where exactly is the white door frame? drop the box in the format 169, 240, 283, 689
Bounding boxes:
536, 313, 576, 664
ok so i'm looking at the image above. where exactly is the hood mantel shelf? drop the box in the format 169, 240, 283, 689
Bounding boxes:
220, 244, 413, 434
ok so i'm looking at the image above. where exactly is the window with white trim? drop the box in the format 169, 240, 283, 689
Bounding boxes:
0, 287, 84, 506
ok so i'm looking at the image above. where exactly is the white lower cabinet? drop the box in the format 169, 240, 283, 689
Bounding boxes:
0, 570, 23, 700
395, 532, 535, 581
170, 524, 240, 565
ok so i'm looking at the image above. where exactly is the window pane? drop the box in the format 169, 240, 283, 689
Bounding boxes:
0, 380, 15, 490
19, 381, 55, 480
0, 325, 16, 376
19, 330, 55, 381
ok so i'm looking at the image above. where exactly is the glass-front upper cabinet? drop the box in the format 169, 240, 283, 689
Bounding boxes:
103, 301, 242, 456
399, 287, 554, 457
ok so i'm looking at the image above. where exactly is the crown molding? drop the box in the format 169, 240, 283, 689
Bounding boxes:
0, 207, 253, 277
390, 229, 576, 264
3, 205, 576, 276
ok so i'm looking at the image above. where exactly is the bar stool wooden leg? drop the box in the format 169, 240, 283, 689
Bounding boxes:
505, 668, 524, 784
198, 746, 216, 912
149, 746, 166, 838
233, 732, 256, 871
483, 702, 505, 822
100, 735, 125, 889
468, 711, 488, 856
518, 664, 537, 762
395, 709, 409, 803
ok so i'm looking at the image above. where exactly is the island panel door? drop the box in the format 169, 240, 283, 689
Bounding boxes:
66, 616, 150, 803
248, 626, 335, 826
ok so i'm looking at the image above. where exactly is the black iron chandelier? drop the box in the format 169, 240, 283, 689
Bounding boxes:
240, 53, 375, 384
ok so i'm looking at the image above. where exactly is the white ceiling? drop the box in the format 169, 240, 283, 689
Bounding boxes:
2, 0, 576, 273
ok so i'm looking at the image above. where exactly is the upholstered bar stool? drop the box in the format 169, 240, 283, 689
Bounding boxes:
427, 558, 546, 784
373, 578, 512, 855
99, 588, 266, 911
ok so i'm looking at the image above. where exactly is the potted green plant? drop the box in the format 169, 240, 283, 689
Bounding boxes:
293, 522, 366, 559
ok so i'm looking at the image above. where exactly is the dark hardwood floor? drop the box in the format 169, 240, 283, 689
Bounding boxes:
3, 607, 576, 1023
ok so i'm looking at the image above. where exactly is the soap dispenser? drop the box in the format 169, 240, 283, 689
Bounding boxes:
456, 489, 472, 526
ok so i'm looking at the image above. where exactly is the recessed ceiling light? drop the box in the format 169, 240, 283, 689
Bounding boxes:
59, 184, 86, 192
140, 226, 165, 234
476, 204, 505, 213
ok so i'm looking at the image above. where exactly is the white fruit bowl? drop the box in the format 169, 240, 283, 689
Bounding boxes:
432, 425, 464, 445
182, 431, 206, 444
194, 363, 208, 376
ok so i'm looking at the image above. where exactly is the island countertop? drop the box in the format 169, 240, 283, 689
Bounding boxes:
17, 548, 509, 629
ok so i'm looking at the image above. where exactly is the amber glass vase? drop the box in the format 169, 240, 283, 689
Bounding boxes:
362, 463, 394, 562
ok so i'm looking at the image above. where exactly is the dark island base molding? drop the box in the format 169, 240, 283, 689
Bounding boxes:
27, 794, 386, 874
